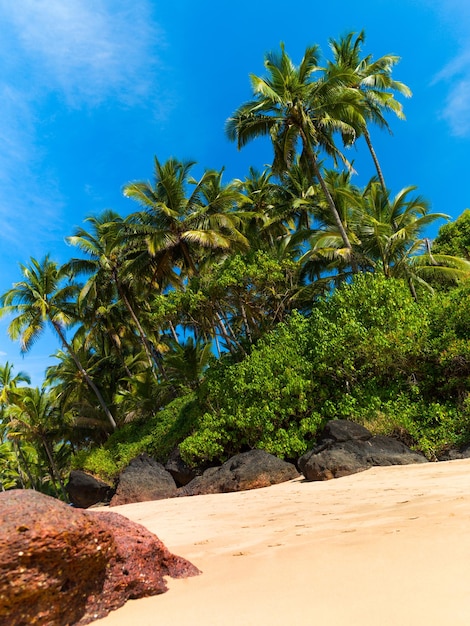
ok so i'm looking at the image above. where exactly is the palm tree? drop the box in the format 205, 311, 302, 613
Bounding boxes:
357, 181, 470, 297
0, 256, 117, 431
0, 362, 34, 488
45, 341, 123, 440
6, 387, 69, 499
327, 30, 411, 191
298, 169, 364, 284
65, 210, 162, 381
123, 157, 249, 281
0, 362, 30, 407
234, 167, 284, 249
226, 43, 365, 258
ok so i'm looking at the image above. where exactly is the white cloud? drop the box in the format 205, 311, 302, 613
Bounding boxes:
0, 0, 165, 107
430, 0, 470, 137
433, 53, 470, 137
0, 1, 169, 263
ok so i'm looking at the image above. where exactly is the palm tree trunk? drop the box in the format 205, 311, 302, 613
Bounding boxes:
114, 275, 161, 383
364, 128, 387, 193
300, 131, 358, 273
216, 310, 246, 355
169, 321, 180, 345
52, 322, 117, 431
240, 301, 253, 345
41, 436, 68, 501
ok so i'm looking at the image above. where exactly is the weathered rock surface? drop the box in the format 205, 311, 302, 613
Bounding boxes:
437, 445, 470, 461
321, 419, 372, 443
0, 489, 200, 626
299, 420, 428, 481
165, 448, 197, 487
178, 449, 299, 496
110, 453, 177, 506
67, 470, 115, 508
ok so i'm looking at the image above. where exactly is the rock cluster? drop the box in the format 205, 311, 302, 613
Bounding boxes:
0, 489, 200, 626
68, 420, 432, 509
299, 419, 428, 481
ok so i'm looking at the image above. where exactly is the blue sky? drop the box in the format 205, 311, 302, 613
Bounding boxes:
0, 0, 469, 385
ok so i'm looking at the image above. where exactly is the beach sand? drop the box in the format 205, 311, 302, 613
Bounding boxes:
95, 458, 470, 625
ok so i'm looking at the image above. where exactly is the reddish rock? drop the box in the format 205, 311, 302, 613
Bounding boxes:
0, 490, 200, 626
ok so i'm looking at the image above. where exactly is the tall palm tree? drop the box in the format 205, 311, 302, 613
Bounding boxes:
226, 43, 365, 258
0, 256, 117, 430
327, 30, 411, 191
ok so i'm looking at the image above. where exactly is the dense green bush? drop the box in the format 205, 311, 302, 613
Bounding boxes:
75, 274, 470, 476
180, 312, 321, 464
181, 274, 470, 464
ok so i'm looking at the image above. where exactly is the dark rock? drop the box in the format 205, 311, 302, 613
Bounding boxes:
67, 470, 115, 508
299, 420, 428, 481
0, 489, 199, 625
437, 445, 470, 461
179, 449, 299, 496
165, 448, 197, 487
322, 419, 372, 443
110, 453, 177, 506
298, 444, 367, 481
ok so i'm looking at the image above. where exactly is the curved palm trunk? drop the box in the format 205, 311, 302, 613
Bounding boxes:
115, 281, 159, 382
41, 435, 68, 501
364, 128, 387, 193
313, 160, 352, 247
112, 271, 174, 384
303, 141, 358, 274
51, 322, 117, 431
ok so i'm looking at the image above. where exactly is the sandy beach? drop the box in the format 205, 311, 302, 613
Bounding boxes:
95, 458, 470, 625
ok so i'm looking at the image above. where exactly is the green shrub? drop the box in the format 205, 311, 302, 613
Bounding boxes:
72, 393, 198, 481
180, 312, 320, 464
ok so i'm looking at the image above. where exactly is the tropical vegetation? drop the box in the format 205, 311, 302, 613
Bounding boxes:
1, 33, 470, 497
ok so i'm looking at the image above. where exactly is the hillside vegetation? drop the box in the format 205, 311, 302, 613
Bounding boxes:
1, 33, 470, 494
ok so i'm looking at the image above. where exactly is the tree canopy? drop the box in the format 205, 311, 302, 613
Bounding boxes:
1, 33, 470, 496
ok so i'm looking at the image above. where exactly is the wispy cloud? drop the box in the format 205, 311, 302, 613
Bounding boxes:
0, 1, 168, 264
0, 0, 165, 107
431, 0, 470, 136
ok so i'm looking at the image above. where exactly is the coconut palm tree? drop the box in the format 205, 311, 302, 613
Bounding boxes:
0, 256, 117, 430
327, 30, 411, 191
234, 167, 284, 249
226, 43, 365, 259
6, 387, 69, 499
357, 181, 470, 297
65, 210, 163, 382
123, 157, 249, 281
